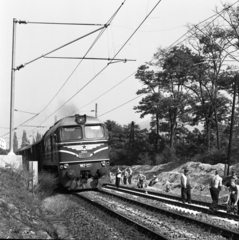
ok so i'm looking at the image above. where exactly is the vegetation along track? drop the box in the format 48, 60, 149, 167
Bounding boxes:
104, 184, 239, 222
74, 190, 237, 240
100, 186, 239, 239
72, 191, 170, 240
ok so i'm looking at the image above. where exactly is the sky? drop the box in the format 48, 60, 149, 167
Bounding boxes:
0, 0, 233, 147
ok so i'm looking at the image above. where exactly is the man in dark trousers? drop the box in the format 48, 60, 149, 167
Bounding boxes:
180, 168, 192, 204
209, 170, 222, 213
115, 167, 122, 188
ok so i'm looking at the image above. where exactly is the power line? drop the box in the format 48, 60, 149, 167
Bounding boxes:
71, 1, 231, 118
37, 0, 162, 126
25, 0, 127, 135
82, 1, 239, 119
166, 0, 239, 50
20, 20, 104, 26
99, 94, 145, 117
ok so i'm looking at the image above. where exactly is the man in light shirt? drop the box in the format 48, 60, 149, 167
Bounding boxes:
180, 168, 192, 204
209, 170, 222, 212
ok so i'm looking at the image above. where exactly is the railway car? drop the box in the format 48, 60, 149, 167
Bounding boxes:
18, 114, 110, 190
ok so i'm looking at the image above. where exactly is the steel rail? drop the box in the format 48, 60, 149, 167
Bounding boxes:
105, 183, 226, 209
104, 185, 239, 221
100, 187, 239, 240
72, 192, 170, 240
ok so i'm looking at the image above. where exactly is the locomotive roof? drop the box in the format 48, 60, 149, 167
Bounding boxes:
43, 115, 104, 138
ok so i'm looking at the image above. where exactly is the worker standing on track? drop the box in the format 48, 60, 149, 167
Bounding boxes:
209, 170, 222, 213
127, 167, 133, 185
123, 169, 129, 185
137, 173, 146, 188
115, 167, 122, 188
180, 168, 192, 204
225, 179, 239, 215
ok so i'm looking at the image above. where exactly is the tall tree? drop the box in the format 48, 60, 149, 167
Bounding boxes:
187, 21, 235, 150
21, 130, 29, 148
36, 132, 42, 142
13, 132, 18, 153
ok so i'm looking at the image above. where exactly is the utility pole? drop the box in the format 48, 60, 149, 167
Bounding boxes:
8, 18, 17, 155
226, 74, 238, 176
95, 103, 98, 118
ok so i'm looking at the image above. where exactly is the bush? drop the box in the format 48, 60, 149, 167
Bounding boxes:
34, 171, 59, 199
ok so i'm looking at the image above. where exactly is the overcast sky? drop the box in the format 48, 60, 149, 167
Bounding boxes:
0, 0, 231, 147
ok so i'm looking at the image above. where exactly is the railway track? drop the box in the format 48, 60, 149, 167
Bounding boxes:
100, 185, 239, 240
72, 192, 170, 240
103, 184, 239, 222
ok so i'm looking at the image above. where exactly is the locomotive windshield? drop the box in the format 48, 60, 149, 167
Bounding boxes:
61, 127, 82, 140
85, 125, 104, 139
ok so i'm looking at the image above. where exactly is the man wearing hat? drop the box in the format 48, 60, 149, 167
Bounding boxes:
180, 168, 192, 204
209, 170, 222, 212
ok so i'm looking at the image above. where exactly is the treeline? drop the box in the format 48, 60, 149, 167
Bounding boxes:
108, 4, 239, 166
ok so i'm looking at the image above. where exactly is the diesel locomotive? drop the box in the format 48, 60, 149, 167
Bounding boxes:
18, 114, 110, 190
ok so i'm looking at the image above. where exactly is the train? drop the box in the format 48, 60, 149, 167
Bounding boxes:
18, 114, 110, 190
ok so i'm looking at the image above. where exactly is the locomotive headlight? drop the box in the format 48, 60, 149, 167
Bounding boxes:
101, 161, 106, 167
66, 170, 76, 179
64, 163, 69, 169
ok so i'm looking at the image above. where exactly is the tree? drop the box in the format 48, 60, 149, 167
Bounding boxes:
134, 46, 195, 153
36, 132, 42, 143
187, 21, 235, 150
13, 132, 18, 153
21, 130, 29, 148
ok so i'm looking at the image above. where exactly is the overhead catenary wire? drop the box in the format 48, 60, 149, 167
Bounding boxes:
20, 20, 104, 26
99, 94, 145, 117
3, 0, 128, 139
15, 25, 107, 70
166, 0, 239, 50
76, 0, 239, 119
8, 1, 238, 139
22, 0, 127, 135
74, 2, 238, 116
35, 0, 162, 128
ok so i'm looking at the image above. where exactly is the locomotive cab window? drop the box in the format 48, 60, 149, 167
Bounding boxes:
61, 127, 82, 140
85, 125, 104, 139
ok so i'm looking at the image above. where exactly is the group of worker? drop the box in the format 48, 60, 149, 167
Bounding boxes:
181, 168, 239, 215
114, 167, 159, 188
114, 167, 133, 188
113, 166, 239, 215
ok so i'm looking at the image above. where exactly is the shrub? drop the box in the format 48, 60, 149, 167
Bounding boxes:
34, 171, 59, 199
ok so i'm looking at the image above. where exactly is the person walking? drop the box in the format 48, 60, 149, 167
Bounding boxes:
225, 179, 239, 215
137, 173, 146, 188
209, 170, 222, 213
127, 167, 133, 184
180, 168, 192, 204
115, 167, 122, 188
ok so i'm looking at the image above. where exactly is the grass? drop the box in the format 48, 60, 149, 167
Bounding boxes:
0, 165, 59, 239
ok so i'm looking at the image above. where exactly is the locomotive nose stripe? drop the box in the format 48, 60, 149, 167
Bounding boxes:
65, 144, 104, 150
93, 147, 108, 154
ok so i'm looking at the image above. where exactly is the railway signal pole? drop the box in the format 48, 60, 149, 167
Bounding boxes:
8, 18, 17, 155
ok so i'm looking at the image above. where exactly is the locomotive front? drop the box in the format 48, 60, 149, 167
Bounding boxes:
56, 114, 110, 190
